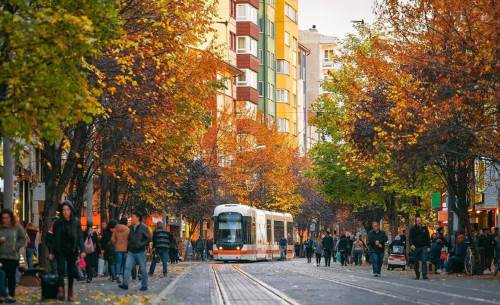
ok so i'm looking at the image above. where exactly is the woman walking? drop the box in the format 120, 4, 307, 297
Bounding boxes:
53, 201, 85, 301
352, 236, 365, 266
0, 209, 26, 303
314, 237, 323, 267
25, 222, 39, 269
83, 227, 100, 283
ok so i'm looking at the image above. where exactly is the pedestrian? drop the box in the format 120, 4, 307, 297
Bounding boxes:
44, 217, 58, 273
279, 236, 288, 260
346, 233, 354, 265
169, 231, 178, 264
0, 209, 26, 303
332, 232, 338, 263
314, 237, 323, 267
409, 217, 431, 280
429, 233, 443, 273
112, 217, 130, 283
477, 228, 490, 272
337, 234, 348, 266
304, 236, 314, 263
83, 226, 100, 283
53, 201, 85, 302
25, 222, 39, 269
493, 228, 500, 276
149, 221, 170, 276
119, 210, 151, 291
322, 231, 334, 267
101, 220, 117, 281
367, 222, 388, 277
446, 234, 467, 273
352, 235, 365, 266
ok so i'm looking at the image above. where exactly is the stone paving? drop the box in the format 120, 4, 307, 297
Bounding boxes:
14, 261, 197, 305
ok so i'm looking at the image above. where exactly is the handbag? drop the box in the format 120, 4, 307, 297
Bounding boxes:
84, 236, 95, 254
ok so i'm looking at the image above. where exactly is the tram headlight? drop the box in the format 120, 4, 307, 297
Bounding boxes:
218, 246, 223, 250
236, 246, 240, 250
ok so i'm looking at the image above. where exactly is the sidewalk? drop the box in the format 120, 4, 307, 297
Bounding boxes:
14, 261, 198, 305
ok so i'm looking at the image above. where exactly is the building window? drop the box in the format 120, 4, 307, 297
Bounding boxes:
323, 49, 335, 67
285, 3, 297, 22
230, 32, 236, 51
291, 65, 297, 79
237, 36, 258, 57
236, 4, 258, 24
230, 0, 236, 18
267, 83, 275, 100
258, 81, 264, 97
293, 122, 297, 135
284, 31, 290, 46
267, 0, 275, 8
259, 18, 264, 33
237, 69, 258, 89
258, 49, 263, 62
292, 93, 297, 107
276, 89, 289, 103
276, 60, 289, 74
225, 78, 233, 97
277, 118, 289, 133
269, 21, 275, 39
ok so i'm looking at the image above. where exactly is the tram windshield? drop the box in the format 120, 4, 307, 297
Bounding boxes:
216, 212, 243, 243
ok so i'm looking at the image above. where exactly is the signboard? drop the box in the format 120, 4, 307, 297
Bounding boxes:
431, 192, 441, 209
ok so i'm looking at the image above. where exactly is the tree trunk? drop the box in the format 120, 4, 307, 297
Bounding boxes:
2, 137, 14, 210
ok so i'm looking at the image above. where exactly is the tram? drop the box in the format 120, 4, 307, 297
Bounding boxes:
212, 204, 295, 262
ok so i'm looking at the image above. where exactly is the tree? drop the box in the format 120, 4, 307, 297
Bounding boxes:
0, 0, 120, 142
316, 0, 498, 274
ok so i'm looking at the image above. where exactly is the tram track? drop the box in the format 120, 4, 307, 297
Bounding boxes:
211, 263, 301, 305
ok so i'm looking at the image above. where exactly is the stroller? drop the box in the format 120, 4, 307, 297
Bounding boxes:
387, 244, 406, 270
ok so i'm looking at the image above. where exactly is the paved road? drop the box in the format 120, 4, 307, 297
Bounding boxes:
163, 259, 500, 305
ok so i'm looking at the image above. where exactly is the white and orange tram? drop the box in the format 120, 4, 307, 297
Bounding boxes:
212, 204, 295, 262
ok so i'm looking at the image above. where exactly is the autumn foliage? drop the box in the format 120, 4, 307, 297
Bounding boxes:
313, 0, 498, 246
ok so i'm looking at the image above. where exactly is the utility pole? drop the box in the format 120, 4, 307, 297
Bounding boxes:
2, 137, 14, 210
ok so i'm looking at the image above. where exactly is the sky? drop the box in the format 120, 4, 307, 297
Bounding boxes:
298, 0, 377, 39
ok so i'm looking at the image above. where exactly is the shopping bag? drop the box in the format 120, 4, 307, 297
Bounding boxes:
98, 257, 105, 276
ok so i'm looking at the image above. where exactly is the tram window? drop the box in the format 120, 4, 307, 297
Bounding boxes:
287, 222, 294, 243
274, 221, 285, 244
266, 220, 272, 243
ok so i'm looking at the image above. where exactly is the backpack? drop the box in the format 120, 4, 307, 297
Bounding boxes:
84, 235, 95, 254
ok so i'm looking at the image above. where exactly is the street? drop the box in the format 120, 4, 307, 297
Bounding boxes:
163, 259, 500, 305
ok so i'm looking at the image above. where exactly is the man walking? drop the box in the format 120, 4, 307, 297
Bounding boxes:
368, 222, 387, 277
279, 236, 288, 260
322, 231, 334, 267
149, 221, 170, 277
119, 211, 151, 291
409, 216, 431, 280
305, 236, 314, 263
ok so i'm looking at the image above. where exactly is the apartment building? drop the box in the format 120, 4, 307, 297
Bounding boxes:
299, 26, 339, 151
275, 0, 299, 142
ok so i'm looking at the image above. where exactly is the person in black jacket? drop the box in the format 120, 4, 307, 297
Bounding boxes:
322, 231, 334, 267
53, 201, 85, 302
83, 226, 100, 283
337, 234, 348, 266
119, 211, 151, 291
101, 220, 117, 281
148, 222, 170, 276
367, 222, 388, 277
409, 217, 431, 280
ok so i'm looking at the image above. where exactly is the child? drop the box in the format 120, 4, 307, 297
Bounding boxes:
77, 256, 87, 281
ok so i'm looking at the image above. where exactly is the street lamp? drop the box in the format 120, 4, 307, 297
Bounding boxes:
351, 19, 365, 25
